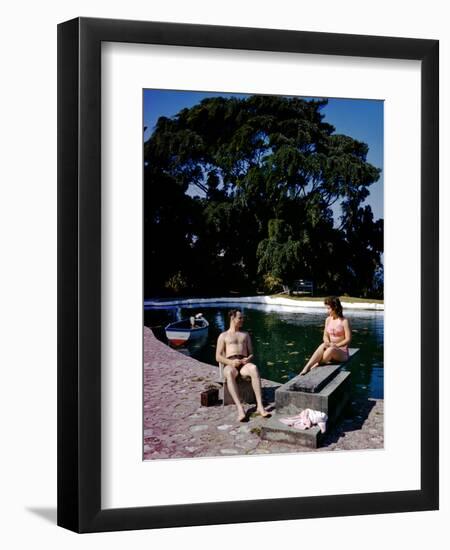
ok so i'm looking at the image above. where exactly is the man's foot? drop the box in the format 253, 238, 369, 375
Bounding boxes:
300, 366, 310, 376
238, 409, 247, 422
256, 408, 271, 418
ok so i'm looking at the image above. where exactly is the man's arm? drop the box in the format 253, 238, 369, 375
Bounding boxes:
242, 332, 254, 364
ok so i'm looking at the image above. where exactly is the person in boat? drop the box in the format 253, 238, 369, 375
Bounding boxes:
190, 313, 204, 328
299, 296, 352, 376
216, 309, 271, 422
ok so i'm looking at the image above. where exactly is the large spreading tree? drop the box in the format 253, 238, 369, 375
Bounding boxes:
144, 95, 383, 298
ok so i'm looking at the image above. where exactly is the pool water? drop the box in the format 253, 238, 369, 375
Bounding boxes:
144, 303, 384, 400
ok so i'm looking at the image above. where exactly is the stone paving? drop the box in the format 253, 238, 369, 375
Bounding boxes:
143, 327, 384, 460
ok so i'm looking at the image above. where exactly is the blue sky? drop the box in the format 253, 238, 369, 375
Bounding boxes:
143, 89, 384, 222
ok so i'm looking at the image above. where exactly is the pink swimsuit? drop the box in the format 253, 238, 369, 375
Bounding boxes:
326, 317, 349, 356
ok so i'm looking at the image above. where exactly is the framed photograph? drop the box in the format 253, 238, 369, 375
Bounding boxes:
57, 17, 439, 533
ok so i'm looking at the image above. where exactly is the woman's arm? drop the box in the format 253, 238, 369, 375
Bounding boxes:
323, 317, 331, 345
336, 318, 352, 347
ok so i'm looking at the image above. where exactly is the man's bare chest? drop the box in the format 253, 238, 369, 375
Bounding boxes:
224, 331, 246, 347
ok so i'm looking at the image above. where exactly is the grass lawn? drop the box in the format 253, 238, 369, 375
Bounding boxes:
271, 294, 384, 304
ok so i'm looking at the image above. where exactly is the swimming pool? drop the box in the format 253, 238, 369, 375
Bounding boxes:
144, 302, 384, 400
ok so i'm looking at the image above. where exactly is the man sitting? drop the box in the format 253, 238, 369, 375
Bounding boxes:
215, 309, 270, 422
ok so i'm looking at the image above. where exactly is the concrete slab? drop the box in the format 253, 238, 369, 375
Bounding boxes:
320, 371, 352, 421
260, 414, 323, 448
290, 364, 342, 393
261, 368, 353, 449
290, 348, 359, 393
223, 376, 256, 405
275, 371, 351, 420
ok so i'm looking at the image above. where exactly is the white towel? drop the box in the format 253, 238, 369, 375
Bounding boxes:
279, 408, 328, 433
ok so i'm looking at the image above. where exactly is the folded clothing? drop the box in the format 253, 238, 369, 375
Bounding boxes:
279, 408, 328, 433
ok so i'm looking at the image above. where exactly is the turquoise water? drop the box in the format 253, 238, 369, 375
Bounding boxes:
144, 303, 384, 400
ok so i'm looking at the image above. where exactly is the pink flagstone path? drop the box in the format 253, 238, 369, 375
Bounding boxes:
143, 327, 383, 460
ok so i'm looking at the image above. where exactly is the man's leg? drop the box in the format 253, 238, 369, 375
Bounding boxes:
239, 363, 270, 417
223, 365, 246, 421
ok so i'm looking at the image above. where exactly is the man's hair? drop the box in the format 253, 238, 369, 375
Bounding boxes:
228, 309, 241, 320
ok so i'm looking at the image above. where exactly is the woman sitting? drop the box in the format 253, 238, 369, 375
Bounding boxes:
300, 296, 352, 376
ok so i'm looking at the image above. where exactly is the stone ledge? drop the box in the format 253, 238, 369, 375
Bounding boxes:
276, 371, 351, 419
289, 348, 359, 393
290, 364, 342, 393
260, 415, 323, 448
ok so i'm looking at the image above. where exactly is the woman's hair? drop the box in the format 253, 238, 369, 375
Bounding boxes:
324, 296, 344, 318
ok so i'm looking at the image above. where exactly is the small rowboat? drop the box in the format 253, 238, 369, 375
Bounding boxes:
165, 313, 209, 347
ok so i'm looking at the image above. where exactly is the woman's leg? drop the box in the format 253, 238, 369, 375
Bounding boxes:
322, 346, 349, 364
300, 343, 326, 375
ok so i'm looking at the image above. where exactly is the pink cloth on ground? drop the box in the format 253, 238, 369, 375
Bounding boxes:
279, 409, 328, 433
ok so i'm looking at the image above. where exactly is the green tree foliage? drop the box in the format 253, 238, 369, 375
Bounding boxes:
165, 271, 190, 295
261, 273, 284, 294
144, 95, 383, 298
257, 219, 303, 285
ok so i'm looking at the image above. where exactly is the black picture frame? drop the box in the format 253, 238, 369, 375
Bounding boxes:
57, 16, 439, 533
